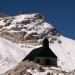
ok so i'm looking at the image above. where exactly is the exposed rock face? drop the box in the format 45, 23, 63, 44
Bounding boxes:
0, 13, 60, 46
1, 60, 70, 75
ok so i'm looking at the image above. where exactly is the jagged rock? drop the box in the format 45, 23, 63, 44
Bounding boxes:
26, 72, 32, 75
46, 72, 51, 75
21, 20, 30, 25
34, 13, 44, 19
0, 13, 59, 46
1, 60, 69, 75
0, 25, 3, 29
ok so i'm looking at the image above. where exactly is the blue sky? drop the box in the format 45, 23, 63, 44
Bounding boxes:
0, 0, 75, 39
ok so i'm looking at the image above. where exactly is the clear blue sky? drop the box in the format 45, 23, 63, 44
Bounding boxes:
0, 0, 75, 39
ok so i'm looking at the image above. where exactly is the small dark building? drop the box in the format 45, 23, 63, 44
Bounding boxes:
23, 38, 57, 66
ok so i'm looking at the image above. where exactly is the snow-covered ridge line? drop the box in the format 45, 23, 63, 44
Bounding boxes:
0, 13, 75, 74
0, 13, 58, 46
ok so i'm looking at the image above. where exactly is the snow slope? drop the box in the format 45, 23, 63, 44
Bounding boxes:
0, 13, 75, 73
49, 35, 75, 71
0, 37, 35, 74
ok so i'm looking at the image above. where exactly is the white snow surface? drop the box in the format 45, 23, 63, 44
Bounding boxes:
49, 35, 75, 71
0, 37, 35, 74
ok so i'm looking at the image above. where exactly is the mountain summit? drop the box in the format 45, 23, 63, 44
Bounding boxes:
0, 13, 59, 46
0, 13, 75, 74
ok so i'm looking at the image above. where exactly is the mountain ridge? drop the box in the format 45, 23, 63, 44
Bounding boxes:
0, 13, 75, 74
0, 13, 60, 46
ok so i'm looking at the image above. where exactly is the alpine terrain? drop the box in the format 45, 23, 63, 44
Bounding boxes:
0, 12, 75, 75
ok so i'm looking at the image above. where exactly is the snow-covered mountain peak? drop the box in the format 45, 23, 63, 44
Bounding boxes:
0, 13, 59, 46
1, 12, 75, 74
